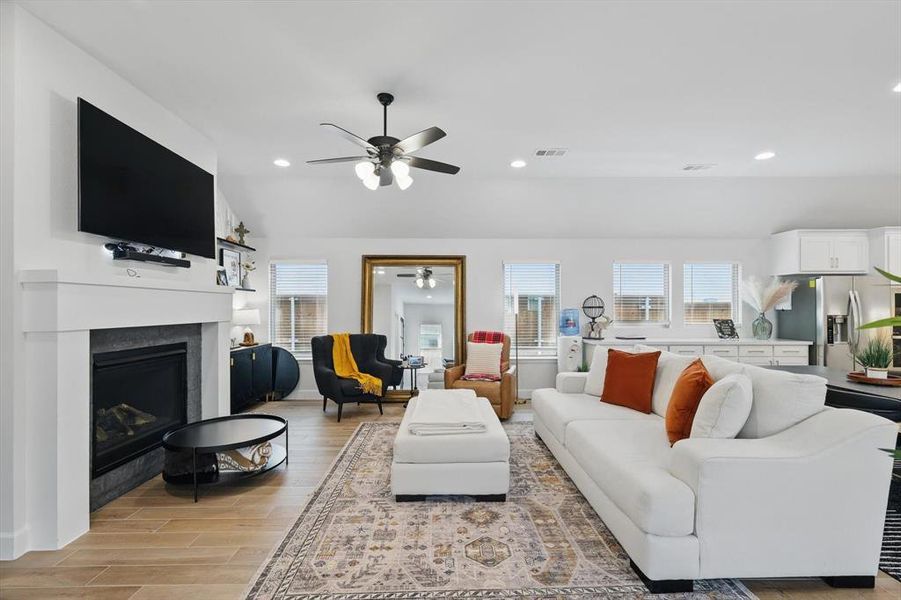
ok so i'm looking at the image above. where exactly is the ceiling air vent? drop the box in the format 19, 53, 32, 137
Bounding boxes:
534, 148, 568, 158
682, 163, 717, 171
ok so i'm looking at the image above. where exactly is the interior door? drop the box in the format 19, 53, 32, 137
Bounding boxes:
799, 236, 833, 271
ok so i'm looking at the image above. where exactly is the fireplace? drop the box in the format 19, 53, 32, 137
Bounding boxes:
91, 343, 188, 478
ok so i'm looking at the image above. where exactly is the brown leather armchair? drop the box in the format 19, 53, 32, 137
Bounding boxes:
444, 333, 516, 419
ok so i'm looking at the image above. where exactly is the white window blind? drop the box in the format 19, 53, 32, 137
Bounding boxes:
269, 262, 328, 357
613, 262, 671, 325
683, 263, 741, 325
503, 263, 561, 353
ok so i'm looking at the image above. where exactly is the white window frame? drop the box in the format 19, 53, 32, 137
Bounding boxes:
682, 261, 743, 327
268, 259, 328, 359
612, 260, 672, 327
503, 261, 561, 357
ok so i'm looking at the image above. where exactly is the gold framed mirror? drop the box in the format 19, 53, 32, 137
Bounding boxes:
361, 255, 466, 367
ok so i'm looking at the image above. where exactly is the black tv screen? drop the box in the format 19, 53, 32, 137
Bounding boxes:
78, 98, 215, 259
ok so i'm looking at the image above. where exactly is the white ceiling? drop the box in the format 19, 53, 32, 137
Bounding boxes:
17, 0, 901, 238
374, 267, 456, 305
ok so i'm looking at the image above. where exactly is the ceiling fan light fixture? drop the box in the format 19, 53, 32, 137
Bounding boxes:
415, 277, 425, 288
362, 172, 380, 190
396, 173, 413, 190
428, 277, 437, 289
391, 160, 410, 177
354, 161, 375, 179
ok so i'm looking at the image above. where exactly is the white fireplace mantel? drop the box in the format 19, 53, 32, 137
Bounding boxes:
8, 269, 234, 558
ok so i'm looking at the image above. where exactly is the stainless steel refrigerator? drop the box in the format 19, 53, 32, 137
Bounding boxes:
775, 276, 861, 371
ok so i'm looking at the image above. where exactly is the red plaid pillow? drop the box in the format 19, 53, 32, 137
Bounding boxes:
470, 330, 505, 344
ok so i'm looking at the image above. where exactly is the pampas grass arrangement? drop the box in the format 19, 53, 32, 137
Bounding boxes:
742, 276, 798, 314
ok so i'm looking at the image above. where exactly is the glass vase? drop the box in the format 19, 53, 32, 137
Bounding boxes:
751, 313, 773, 340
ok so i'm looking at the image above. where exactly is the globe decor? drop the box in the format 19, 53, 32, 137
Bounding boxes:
582, 295, 611, 339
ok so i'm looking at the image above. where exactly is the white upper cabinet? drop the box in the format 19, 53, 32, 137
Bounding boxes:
869, 227, 901, 275
772, 229, 869, 275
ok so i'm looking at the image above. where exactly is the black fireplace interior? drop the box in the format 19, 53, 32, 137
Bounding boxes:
92, 342, 188, 478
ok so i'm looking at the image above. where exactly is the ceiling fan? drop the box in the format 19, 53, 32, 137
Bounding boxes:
397, 267, 437, 289
307, 93, 461, 191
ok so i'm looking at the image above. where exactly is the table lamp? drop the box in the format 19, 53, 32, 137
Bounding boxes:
233, 308, 261, 346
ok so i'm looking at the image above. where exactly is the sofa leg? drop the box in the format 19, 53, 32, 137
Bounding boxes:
336, 402, 343, 423
630, 560, 693, 594
823, 576, 875, 588
395, 494, 426, 502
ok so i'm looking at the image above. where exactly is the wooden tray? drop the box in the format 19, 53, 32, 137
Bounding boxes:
846, 371, 901, 386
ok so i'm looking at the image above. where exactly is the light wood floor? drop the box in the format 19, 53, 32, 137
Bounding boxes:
0, 400, 898, 599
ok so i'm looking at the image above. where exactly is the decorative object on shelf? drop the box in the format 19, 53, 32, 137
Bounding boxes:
241, 259, 256, 289
559, 309, 580, 336
233, 308, 261, 346
216, 268, 228, 286
742, 276, 798, 340
853, 336, 894, 379
713, 318, 739, 339
234, 221, 250, 245
307, 92, 460, 191
581, 295, 612, 339
220, 248, 241, 287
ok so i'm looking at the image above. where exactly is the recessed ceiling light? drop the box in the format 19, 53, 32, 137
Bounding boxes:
273, 158, 291, 167
376, 269, 385, 275
426, 295, 432, 299
510, 159, 527, 168
894, 82, 901, 93
754, 151, 776, 161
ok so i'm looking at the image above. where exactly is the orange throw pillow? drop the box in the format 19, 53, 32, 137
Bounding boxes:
600, 349, 661, 414
665, 358, 715, 445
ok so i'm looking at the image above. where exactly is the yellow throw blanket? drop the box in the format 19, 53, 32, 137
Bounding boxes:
332, 333, 382, 395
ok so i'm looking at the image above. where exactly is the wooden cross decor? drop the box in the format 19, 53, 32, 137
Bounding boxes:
234, 221, 250, 245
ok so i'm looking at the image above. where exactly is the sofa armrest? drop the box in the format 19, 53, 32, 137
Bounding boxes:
555, 372, 588, 394
444, 364, 466, 387
669, 408, 896, 578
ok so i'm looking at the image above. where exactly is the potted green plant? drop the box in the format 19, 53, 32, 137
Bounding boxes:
859, 268, 901, 330
854, 337, 894, 379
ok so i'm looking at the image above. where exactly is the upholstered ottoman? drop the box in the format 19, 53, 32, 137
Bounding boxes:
391, 391, 510, 501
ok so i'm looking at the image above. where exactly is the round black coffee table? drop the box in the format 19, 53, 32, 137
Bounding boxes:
162, 414, 288, 502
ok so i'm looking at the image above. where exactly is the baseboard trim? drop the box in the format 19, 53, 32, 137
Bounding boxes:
0, 524, 29, 560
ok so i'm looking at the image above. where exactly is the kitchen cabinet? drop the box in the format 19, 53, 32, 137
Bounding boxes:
869, 227, 901, 275
772, 229, 869, 275
582, 340, 811, 366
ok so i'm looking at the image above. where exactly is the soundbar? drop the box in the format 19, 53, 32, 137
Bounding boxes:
111, 248, 191, 268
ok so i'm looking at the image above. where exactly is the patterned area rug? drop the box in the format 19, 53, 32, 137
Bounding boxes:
247, 422, 754, 599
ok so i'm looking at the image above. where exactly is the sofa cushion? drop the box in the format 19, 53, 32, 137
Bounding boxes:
665, 359, 714, 445
737, 363, 826, 438
566, 420, 696, 537
690, 373, 752, 440
601, 349, 661, 413
583, 345, 617, 396
635, 344, 696, 417
531, 388, 658, 445
463, 342, 502, 380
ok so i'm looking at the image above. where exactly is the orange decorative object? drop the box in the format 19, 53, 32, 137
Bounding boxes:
600, 349, 661, 414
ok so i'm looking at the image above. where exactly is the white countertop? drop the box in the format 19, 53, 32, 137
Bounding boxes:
582, 337, 812, 346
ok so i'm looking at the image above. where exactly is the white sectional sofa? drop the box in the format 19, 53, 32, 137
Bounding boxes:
532, 346, 896, 593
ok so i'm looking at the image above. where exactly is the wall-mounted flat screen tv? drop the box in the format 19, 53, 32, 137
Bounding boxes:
78, 98, 215, 259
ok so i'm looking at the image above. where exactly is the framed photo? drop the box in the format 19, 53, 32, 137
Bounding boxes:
216, 268, 228, 286
219, 248, 241, 287
713, 318, 739, 339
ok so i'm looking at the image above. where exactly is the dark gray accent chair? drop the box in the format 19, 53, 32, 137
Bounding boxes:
311, 334, 393, 422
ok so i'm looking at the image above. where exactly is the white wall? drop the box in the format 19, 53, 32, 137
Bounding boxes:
0, 6, 231, 559
248, 235, 772, 398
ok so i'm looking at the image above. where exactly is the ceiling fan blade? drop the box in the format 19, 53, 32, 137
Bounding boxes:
306, 156, 371, 165
379, 167, 394, 187
396, 274, 417, 277
320, 123, 376, 151
407, 156, 461, 175
393, 127, 446, 154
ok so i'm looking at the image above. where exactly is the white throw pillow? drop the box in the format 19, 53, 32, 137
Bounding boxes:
690, 374, 753, 440
634, 344, 695, 417
737, 364, 826, 438
583, 346, 621, 396
464, 342, 503, 379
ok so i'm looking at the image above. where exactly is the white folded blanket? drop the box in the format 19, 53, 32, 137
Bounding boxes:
408, 390, 487, 436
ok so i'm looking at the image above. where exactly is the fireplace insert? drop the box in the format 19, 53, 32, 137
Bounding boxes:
91, 342, 188, 478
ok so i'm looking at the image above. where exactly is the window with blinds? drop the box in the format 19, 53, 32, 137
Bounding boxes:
503, 263, 560, 354
269, 262, 328, 357
683, 263, 741, 325
613, 262, 671, 325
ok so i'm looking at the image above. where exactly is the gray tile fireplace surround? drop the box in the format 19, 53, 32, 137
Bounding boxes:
89, 324, 202, 510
